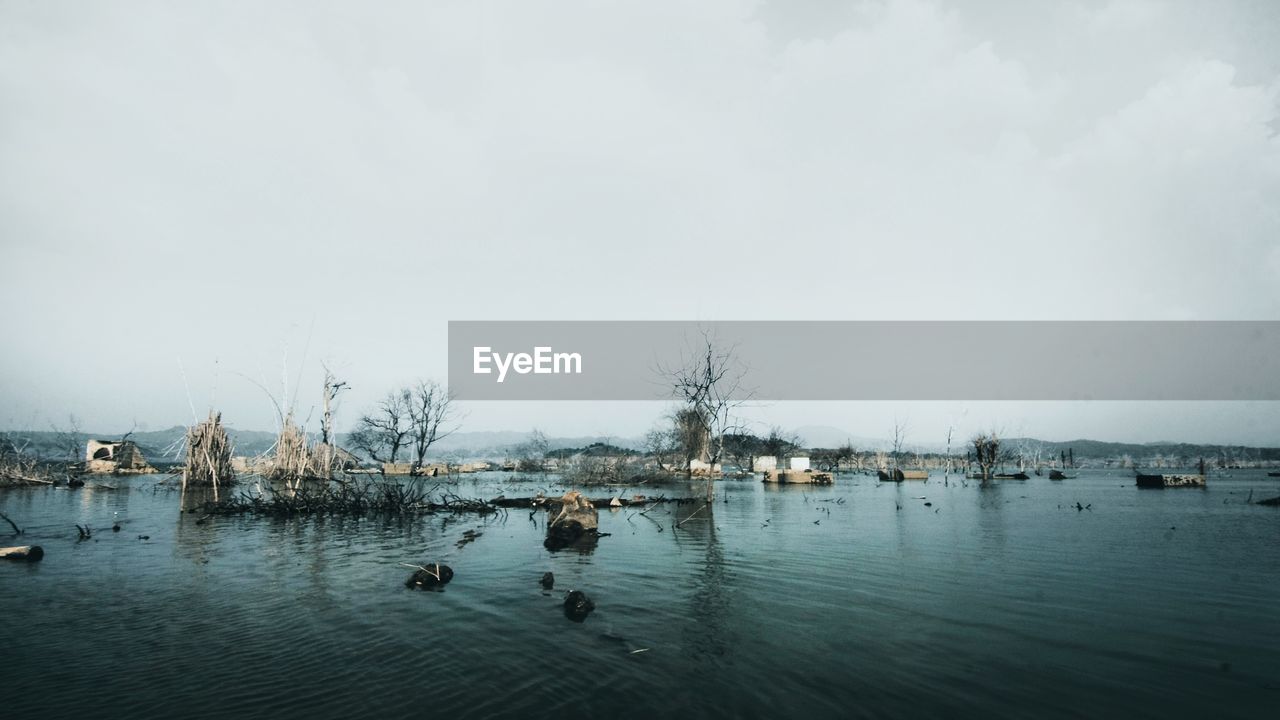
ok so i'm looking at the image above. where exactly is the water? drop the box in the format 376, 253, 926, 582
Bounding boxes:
3, 470, 1278, 719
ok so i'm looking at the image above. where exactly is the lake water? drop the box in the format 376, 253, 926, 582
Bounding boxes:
3, 470, 1279, 719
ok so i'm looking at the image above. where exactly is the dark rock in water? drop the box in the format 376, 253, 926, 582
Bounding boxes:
112, 524, 121, 532
563, 590, 595, 622
67, 478, 85, 488
405, 563, 454, 590
137, 535, 150, 540
540, 571, 555, 590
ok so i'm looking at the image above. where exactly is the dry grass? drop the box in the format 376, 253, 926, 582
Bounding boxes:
183, 411, 235, 490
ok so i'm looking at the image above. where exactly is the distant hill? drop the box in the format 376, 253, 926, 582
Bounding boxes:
5, 426, 1275, 464
0, 427, 644, 462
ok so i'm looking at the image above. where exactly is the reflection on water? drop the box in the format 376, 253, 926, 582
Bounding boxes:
4, 470, 1280, 719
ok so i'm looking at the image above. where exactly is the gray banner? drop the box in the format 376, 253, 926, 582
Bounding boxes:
447, 321, 1280, 401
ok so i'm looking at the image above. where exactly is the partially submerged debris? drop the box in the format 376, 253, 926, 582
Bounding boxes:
765, 469, 834, 484
1257, 495, 1280, 507
540, 571, 555, 590
0, 545, 43, 562
456, 529, 482, 548
563, 590, 595, 622
404, 562, 454, 590
545, 491, 600, 551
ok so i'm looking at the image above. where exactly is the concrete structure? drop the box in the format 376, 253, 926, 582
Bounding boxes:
84, 440, 155, 474
752, 455, 777, 472
763, 468, 833, 484
689, 459, 722, 476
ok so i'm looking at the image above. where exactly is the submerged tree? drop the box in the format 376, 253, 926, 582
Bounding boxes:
972, 432, 1001, 481
314, 365, 349, 479
350, 389, 412, 465
643, 423, 680, 471
515, 428, 550, 472
662, 329, 749, 503
406, 380, 459, 471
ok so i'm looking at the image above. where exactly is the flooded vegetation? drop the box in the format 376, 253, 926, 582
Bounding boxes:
4, 469, 1279, 718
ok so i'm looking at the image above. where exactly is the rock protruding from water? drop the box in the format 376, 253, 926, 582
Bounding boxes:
405, 563, 454, 590
563, 590, 595, 622
540, 571, 555, 590
544, 491, 600, 552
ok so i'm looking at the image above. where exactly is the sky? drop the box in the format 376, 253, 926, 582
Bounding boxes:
2, 0, 1279, 446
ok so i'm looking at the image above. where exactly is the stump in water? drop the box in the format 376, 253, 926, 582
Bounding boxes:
0, 545, 43, 562
405, 563, 454, 590
563, 590, 595, 622
544, 491, 600, 551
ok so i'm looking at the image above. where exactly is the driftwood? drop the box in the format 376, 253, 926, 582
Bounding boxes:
0, 509, 21, 535
0, 545, 44, 562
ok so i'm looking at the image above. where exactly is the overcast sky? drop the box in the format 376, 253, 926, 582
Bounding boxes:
2, 0, 1278, 445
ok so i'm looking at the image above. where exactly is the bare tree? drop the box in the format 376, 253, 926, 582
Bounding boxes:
662, 330, 749, 502
51, 414, 83, 464
890, 420, 908, 475
761, 426, 802, 461
643, 424, 679, 471
407, 380, 459, 471
350, 389, 412, 465
516, 428, 550, 472
972, 432, 1001, 481
835, 441, 856, 473
316, 365, 349, 478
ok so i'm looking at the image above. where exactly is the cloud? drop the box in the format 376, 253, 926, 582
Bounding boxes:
0, 0, 1277, 437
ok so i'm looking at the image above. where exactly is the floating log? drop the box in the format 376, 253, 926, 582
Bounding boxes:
1049, 470, 1068, 480
0, 545, 44, 562
1257, 495, 1280, 506
1268, 472, 1280, 478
